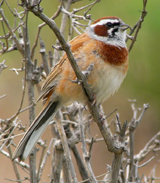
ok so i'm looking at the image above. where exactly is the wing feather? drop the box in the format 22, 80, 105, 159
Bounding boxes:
38, 33, 91, 101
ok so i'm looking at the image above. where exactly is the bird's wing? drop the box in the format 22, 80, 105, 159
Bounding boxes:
37, 33, 90, 102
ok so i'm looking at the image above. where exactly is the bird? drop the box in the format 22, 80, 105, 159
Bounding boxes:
13, 16, 130, 161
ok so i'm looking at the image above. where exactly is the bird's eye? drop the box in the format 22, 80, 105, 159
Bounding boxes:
106, 22, 114, 28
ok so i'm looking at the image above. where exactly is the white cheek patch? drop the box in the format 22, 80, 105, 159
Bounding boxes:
107, 28, 113, 35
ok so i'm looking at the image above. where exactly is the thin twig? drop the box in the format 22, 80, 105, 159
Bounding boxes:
0, 132, 25, 142
7, 144, 22, 183
0, 8, 24, 55
0, 94, 6, 99
30, 0, 63, 60
39, 37, 50, 76
128, 0, 148, 52
1, 19, 9, 51
23, 10, 37, 182
4, 177, 29, 182
0, 60, 7, 74
56, 110, 78, 183
37, 138, 54, 182
78, 105, 97, 183
135, 131, 160, 162
0, 121, 20, 151
134, 156, 154, 168
1, 149, 30, 171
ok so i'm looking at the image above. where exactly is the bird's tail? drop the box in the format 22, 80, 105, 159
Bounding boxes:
13, 101, 59, 161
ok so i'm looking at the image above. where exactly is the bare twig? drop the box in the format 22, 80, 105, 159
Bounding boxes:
1, 149, 30, 171
48, 50, 54, 70
37, 138, 54, 182
50, 136, 63, 183
135, 131, 160, 162
30, 0, 63, 60
134, 156, 154, 168
127, 0, 148, 52
1, 19, 9, 51
4, 177, 29, 182
0, 0, 4, 7
78, 104, 97, 183
10, 67, 25, 75
0, 60, 7, 74
0, 94, 6, 99
0, 120, 20, 151
7, 144, 22, 183
39, 37, 50, 76
72, 145, 90, 182
23, 10, 37, 182
0, 8, 24, 55
56, 110, 78, 182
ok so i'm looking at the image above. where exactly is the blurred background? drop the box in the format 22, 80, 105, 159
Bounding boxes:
0, 0, 160, 182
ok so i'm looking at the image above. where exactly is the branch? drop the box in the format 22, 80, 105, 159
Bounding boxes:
127, 0, 148, 52
0, 60, 7, 75
7, 144, 22, 183
30, 0, 63, 60
135, 131, 160, 162
23, 10, 37, 182
50, 124, 64, 183
0, 8, 24, 55
55, 111, 78, 182
128, 102, 149, 181
37, 139, 54, 182
63, 122, 89, 182
78, 105, 97, 183
0, 149, 30, 171
39, 37, 50, 76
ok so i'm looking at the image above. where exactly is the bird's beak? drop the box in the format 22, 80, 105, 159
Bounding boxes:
120, 22, 131, 31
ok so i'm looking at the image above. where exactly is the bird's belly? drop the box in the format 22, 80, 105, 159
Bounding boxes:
91, 64, 127, 103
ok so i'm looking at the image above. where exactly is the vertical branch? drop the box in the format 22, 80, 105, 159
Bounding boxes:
7, 141, 22, 183
111, 154, 122, 183
128, 126, 134, 181
51, 144, 64, 183
72, 146, 90, 182
53, 0, 71, 64
48, 50, 54, 70
39, 37, 50, 75
78, 105, 97, 183
56, 111, 77, 183
64, 123, 89, 182
37, 139, 53, 182
111, 120, 127, 183
50, 124, 64, 183
37, 141, 47, 182
23, 11, 37, 183
128, 0, 148, 52
62, 154, 72, 183
60, 0, 72, 37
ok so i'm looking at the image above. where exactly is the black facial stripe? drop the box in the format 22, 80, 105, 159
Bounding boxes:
113, 22, 120, 26
108, 28, 119, 38
112, 28, 118, 34
106, 21, 120, 28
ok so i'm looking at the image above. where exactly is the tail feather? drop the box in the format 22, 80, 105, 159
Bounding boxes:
13, 101, 59, 161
